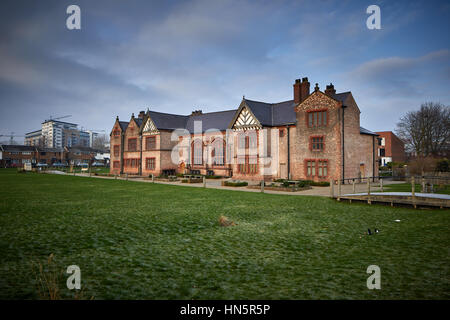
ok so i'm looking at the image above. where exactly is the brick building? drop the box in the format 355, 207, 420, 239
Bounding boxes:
375, 131, 406, 166
110, 77, 379, 181
0, 144, 105, 168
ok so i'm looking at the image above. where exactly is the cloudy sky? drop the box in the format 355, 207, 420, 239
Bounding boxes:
0, 0, 449, 142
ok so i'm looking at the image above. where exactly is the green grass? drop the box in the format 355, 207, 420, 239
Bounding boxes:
0, 169, 449, 299
383, 183, 450, 195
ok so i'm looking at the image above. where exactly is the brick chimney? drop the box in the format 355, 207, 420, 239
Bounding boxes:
293, 77, 310, 104
191, 110, 203, 116
324, 83, 336, 96
138, 110, 145, 119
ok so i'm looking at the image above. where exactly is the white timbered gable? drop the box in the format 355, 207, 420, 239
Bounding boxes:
232, 106, 261, 131
143, 117, 159, 134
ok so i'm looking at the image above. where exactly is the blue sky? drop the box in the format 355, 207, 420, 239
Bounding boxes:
0, 0, 449, 141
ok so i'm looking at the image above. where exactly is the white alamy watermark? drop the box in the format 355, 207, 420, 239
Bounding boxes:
66, 265, 81, 290
66, 5, 81, 30
366, 5, 381, 30
366, 265, 381, 289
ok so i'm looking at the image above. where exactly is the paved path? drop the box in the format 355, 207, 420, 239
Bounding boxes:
52, 171, 404, 198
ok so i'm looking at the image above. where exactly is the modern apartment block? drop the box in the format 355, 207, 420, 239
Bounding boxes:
25, 120, 91, 148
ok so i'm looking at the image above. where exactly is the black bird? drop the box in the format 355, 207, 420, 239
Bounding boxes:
367, 228, 372, 235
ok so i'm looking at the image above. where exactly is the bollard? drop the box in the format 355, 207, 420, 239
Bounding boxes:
330, 179, 334, 198
115, 174, 117, 180
151, 174, 154, 183
337, 179, 341, 201
126, 173, 128, 181
352, 179, 356, 193
203, 176, 206, 188
261, 180, 264, 193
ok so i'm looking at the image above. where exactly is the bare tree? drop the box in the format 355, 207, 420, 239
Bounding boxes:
92, 134, 109, 151
396, 102, 450, 157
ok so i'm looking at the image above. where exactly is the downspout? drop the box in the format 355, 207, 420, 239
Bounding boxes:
139, 134, 143, 176
286, 125, 290, 180
341, 105, 345, 184
120, 132, 124, 175
373, 136, 375, 182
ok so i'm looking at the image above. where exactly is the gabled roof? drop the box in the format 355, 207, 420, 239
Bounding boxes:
331, 92, 352, 104
240, 98, 296, 127
118, 121, 129, 131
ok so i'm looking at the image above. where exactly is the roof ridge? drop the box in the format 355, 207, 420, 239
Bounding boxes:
190, 109, 237, 116
149, 110, 189, 117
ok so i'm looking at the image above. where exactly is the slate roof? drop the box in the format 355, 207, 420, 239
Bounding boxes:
118, 121, 129, 131
360, 127, 378, 136
124, 90, 374, 135
148, 111, 189, 130
185, 110, 237, 132
244, 99, 297, 126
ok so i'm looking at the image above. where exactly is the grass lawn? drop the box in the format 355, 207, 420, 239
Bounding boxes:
383, 182, 450, 195
0, 169, 449, 299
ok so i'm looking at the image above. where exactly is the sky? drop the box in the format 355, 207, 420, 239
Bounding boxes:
0, 0, 449, 142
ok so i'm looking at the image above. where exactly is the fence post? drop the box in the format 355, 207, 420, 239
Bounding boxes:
152, 174, 154, 183
421, 176, 425, 193
330, 179, 334, 198
126, 173, 128, 181
412, 176, 416, 208
352, 179, 356, 193
203, 176, 206, 188
380, 178, 383, 192
367, 178, 371, 204
261, 180, 264, 193
115, 174, 117, 180
337, 179, 341, 201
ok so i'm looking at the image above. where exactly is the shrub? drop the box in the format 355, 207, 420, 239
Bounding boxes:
436, 159, 449, 172
206, 175, 223, 179
224, 181, 248, 187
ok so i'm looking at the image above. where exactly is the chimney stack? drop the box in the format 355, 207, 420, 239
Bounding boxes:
138, 110, 145, 119
293, 77, 310, 104
324, 83, 336, 96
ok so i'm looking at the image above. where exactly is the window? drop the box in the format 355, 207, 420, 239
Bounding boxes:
128, 138, 137, 151
113, 145, 120, 157
310, 136, 324, 151
146, 158, 155, 170
248, 132, 257, 149
113, 129, 121, 136
307, 110, 327, 127
238, 134, 246, 149
379, 148, 385, 157
124, 158, 139, 168
318, 160, 328, 177
193, 140, 203, 165
238, 156, 258, 174
212, 139, 224, 165
306, 160, 316, 177
146, 136, 156, 150
306, 159, 329, 178
113, 161, 120, 169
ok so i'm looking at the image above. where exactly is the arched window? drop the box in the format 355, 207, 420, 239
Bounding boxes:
212, 138, 224, 166
193, 140, 203, 165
